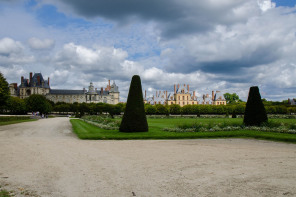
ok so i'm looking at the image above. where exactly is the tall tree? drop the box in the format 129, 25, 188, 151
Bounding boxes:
224, 93, 240, 104
120, 75, 148, 132
0, 72, 10, 109
7, 97, 27, 114
244, 86, 268, 126
25, 94, 52, 114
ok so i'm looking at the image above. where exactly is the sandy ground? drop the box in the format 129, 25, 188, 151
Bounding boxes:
0, 117, 296, 197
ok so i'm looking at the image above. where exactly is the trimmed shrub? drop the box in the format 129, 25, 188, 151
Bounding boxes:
119, 75, 148, 132
244, 86, 268, 126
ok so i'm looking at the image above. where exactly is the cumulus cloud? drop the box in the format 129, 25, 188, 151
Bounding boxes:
0, 37, 23, 55
0, 37, 34, 65
42, 0, 263, 38
54, 43, 128, 72
258, 0, 276, 12
28, 37, 55, 50
162, 6, 296, 75
2, 0, 296, 101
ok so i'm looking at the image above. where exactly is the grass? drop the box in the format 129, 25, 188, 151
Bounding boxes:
0, 189, 11, 197
0, 116, 37, 126
70, 118, 296, 143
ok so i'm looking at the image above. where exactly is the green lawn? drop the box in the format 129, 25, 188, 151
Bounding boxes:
70, 118, 296, 143
0, 116, 37, 126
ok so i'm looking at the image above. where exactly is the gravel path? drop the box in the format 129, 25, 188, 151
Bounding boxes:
0, 117, 296, 197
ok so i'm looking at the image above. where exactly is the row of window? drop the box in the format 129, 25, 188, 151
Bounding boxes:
147, 101, 225, 105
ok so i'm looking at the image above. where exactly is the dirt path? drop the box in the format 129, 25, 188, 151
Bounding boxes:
0, 117, 296, 197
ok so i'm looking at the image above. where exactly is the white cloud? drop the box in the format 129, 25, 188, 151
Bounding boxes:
257, 0, 276, 12
54, 43, 128, 72
0, 37, 35, 65
28, 37, 55, 50
0, 37, 23, 55
1, 0, 296, 102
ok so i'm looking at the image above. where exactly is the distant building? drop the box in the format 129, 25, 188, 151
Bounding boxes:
288, 98, 296, 105
144, 84, 226, 106
9, 72, 120, 104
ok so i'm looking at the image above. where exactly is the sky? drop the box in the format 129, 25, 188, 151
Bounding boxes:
0, 0, 296, 102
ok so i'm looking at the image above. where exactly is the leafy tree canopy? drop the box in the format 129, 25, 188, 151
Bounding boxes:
223, 93, 242, 104
0, 72, 10, 108
25, 94, 52, 114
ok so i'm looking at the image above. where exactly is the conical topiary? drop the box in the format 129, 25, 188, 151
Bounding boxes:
119, 75, 148, 132
244, 86, 268, 126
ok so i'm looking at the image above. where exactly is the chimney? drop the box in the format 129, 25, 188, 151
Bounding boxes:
27, 79, 29, 85
108, 80, 111, 90
212, 91, 215, 101
37, 76, 40, 85
21, 76, 24, 85
159, 90, 161, 96
101, 87, 103, 95
14, 83, 17, 89
187, 84, 189, 92
193, 91, 196, 98
30, 72, 33, 83
177, 84, 180, 90
174, 84, 176, 93
206, 94, 209, 98
48, 77, 50, 86
156, 91, 157, 97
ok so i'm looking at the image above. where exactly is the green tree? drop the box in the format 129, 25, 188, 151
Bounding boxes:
244, 86, 268, 126
145, 104, 157, 115
0, 72, 10, 110
120, 75, 148, 132
54, 103, 70, 114
169, 104, 181, 115
191, 105, 200, 117
155, 104, 169, 115
105, 104, 121, 118
7, 96, 27, 114
78, 102, 89, 117
25, 94, 52, 114
224, 93, 240, 104
181, 105, 194, 115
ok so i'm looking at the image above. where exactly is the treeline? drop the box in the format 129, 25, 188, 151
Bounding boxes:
1, 94, 125, 117
52, 102, 125, 117
2, 95, 296, 116
145, 104, 296, 115
1, 95, 52, 115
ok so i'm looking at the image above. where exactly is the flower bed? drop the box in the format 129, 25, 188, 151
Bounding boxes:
81, 115, 120, 130
163, 121, 296, 134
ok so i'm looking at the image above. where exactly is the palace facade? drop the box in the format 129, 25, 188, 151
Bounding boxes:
9, 72, 120, 104
144, 84, 226, 107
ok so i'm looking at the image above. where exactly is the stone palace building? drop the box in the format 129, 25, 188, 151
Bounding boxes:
9, 72, 120, 104
144, 84, 226, 107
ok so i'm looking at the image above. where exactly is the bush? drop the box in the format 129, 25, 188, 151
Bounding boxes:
244, 86, 268, 126
119, 75, 148, 132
